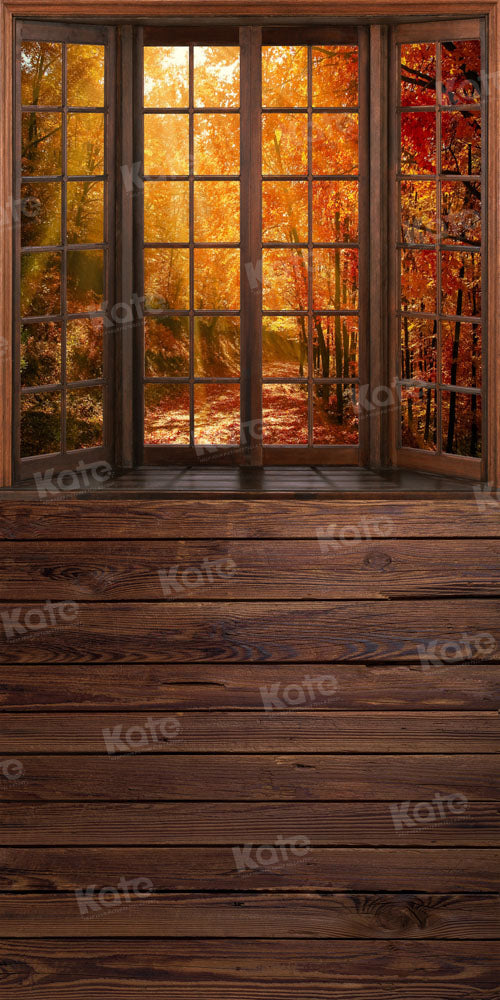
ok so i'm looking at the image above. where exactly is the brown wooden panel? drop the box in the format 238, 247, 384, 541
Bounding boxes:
2, 711, 499, 753
1, 662, 498, 711
0, 500, 498, 540
2, 754, 496, 801
1, 848, 497, 892
0, 892, 497, 939
0, 600, 498, 663
2, 801, 498, 846
0, 939, 497, 999
1, 539, 499, 600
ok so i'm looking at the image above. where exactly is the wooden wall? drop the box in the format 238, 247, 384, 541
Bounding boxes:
0, 497, 499, 997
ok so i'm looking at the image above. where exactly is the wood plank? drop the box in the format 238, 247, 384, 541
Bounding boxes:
1, 848, 497, 892
1, 711, 498, 753
0, 939, 498, 999
2, 754, 496, 801
2, 800, 498, 846
1, 662, 498, 711
0, 891, 497, 939
0, 600, 498, 663
0, 539, 499, 600
0, 499, 498, 540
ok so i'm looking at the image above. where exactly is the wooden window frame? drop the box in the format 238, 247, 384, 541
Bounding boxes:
0, 0, 498, 488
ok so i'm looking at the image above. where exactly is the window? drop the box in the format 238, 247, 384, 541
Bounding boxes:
10, 17, 491, 481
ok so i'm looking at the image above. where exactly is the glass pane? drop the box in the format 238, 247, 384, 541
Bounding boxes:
194, 47, 240, 108
313, 383, 359, 444
67, 180, 104, 244
144, 47, 189, 108
442, 40, 481, 106
313, 248, 359, 310
441, 181, 481, 246
400, 43, 436, 107
442, 320, 481, 387
442, 110, 481, 175
21, 42, 62, 106
312, 113, 358, 174
262, 316, 308, 378
21, 322, 61, 386
400, 317, 437, 382
67, 45, 105, 107
262, 181, 308, 243
144, 114, 190, 175
194, 113, 240, 175
313, 315, 359, 379
312, 45, 358, 108
66, 249, 104, 313
145, 382, 190, 444
400, 112, 436, 174
21, 252, 61, 317
263, 248, 308, 311
21, 182, 61, 246
194, 384, 240, 444
313, 181, 358, 242
400, 384, 437, 450
441, 250, 481, 317
22, 112, 62, 175
194, 316, 240, 376
400, 180, 437, 244
262, 46, 308, 108
67, 113, 104, 176
442, 390, 481, 456
66, 387, 103, 450
262, 114, 308, 176
66, 317, 104, 381
194, 248, 239, 310
144, 247, 190, 312
400, 249, 437, 313
193, 181, 240, 242
21, 391, 61, 457
263, 383, 308, 444
145, 316, 190, 377
144, 182, 189, 243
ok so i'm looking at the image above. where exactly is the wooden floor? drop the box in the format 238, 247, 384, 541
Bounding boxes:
0, 485, 499, 997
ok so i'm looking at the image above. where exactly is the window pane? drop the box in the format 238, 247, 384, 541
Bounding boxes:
21, 42, 62, 107
313, 383, 359, 444
442, 40, 481, 106
263, 383, 308, 444
312, 45, 358, 107
193, 181, 240, 242
442, 110, 481, 175
144, 114, 189, 175
262, 181, 308, 243
400, 43, 436, 107
262, 46, 308, 108
145, 383, 190, 444
194, 384, 240, 444
400, 112, 436, 174
194, 113, 240, 175
263, 248, 308, 311
262, 114, 308, 176
313, 315, 359, 379
21, 322, 61, 387
144, 248, 190, 311
262, 316, 308, 378
67, 180, 104, 244
400, 317, 437, 383
145, 316, 190, 377
21, 252, 61, 317
66, 249, 104, 313
400, 249, 437, 313
194, 47, 240, 108
194, 316, 240, 377
144, 47, 189, 108
144, 181, 190, 242
441, 250, 481, 317
22, 112, 62, 175
313, 248, 359, 310
66, 387, 103, 450
21, 182, 61, 247
67, 113, 104, 175
442, 321, 481, 388
442, 390, 481, 456
66, 317, 104, 382
400, 384, 437, 450
194, 248, 240, 310
400, 180, 437, 245
67, 45, 105, 107
312, 113, 358, 174
312, 181, 358, 242
21, 391, 61, 457
441, 181, 481, 246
